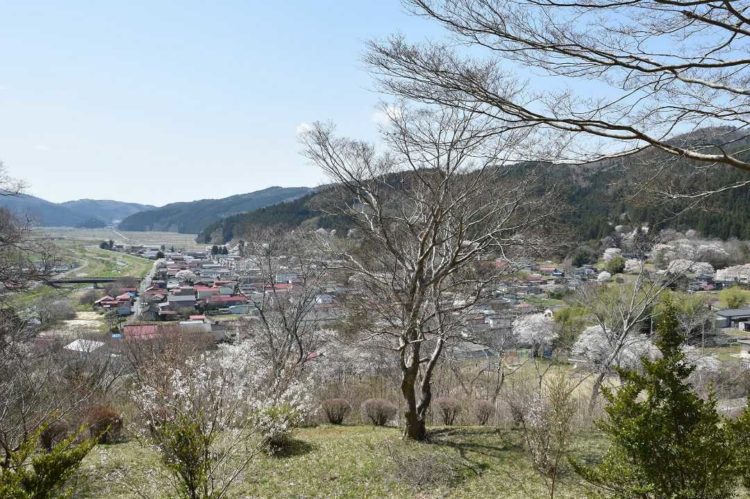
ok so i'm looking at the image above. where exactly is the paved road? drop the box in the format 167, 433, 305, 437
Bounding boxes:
131, 258, 160, 322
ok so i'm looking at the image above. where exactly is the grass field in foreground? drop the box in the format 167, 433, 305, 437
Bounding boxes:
72, 425, 611, 498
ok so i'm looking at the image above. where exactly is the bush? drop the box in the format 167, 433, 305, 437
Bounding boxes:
474, 400, 495, 426
720, 287, 750, 309
40, 419, 70, 451
87, 405, 123, 444
78, 289, 102, 306
0, 424, 94, 498
361, 399, 397, 426
385, 441, 463, 488
434, 398, 462, 426
321, 398, 351, 425
604, 255, 626, 275
254, 403, 304, 455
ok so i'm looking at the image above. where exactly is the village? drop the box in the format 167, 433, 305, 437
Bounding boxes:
78, 234, 750, 368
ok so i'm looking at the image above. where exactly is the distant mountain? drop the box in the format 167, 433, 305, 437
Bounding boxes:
0, 194, 89, 227
0, 195, 155, 227
118, 186, 314, 234
61, 199, 155, 225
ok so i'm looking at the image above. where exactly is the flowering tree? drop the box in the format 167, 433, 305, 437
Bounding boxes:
132, 342, 313, 498
512, 313, 557, 357
174, 270, 197, 285
572, 326, 657, 373
237, 229, 326, 384
573, 274, 677, 413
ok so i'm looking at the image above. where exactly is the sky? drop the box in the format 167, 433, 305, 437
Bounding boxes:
0, 1, 440, 205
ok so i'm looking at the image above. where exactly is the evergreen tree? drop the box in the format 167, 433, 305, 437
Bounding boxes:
574, 297, 750, 498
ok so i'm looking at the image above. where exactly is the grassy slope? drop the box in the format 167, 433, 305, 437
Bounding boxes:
73, 426, 605, 498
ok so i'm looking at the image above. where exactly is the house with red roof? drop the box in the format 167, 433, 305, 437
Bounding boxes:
204, 294, 248, 309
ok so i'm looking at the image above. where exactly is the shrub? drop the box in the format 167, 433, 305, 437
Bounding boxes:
87, 405, 123, 444
573, 298, 750, 497
254, 403, 304, 455
361, 399, 397, 426
321, 398, 351, 425
0, 425, 94, 498
604, 255, 626, 275
40, 419, 70, 451
474, 400, 495, 426
385, 441, 463, 488
434, 398, 462, 426
78, 289, 101, 306
720, 287, 750, 309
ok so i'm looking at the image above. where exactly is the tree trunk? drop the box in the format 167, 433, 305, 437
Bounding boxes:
401, 356, 427, 441
588, 372, 605, 415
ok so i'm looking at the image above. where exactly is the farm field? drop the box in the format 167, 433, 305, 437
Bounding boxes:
35, 227, 205, 251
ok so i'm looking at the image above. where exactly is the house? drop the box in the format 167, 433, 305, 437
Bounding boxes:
716, 308, 750, 330
205, 294, 248, 309
264, 282, 294, 293
94, 294, 132, 310
226, 304, 253, 315
275, 273, 301, 284
167, 294, 197, 309
195, 285, 220, 300
116, 305, 132, 316
315, 294, 334, 305
716, 264, 750, 284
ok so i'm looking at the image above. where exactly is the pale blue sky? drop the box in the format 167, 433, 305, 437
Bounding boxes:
0, 1, 439, 204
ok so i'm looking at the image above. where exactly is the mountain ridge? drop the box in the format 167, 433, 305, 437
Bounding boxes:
0, 195, 155, 228
117, 186, 314, 234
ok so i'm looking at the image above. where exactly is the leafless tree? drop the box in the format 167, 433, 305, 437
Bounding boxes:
517, 374, 578, 499
237, 228, 328, 383
302, 105, 553, 440
367, 0, 750, 195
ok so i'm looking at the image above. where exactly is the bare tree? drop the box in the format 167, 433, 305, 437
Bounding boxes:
518, 374, 578, 499
366, 0, 750, 193
238, 228, 327, 384
302, 105, 552, 440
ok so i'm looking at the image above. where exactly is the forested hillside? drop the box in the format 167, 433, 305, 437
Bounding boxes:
118, 186, 313, 234
198, 152, 750, 244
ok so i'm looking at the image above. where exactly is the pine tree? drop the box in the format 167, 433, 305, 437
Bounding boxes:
573, 297, 750, 498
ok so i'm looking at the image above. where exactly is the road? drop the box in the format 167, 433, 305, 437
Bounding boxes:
131, 258, 160, 322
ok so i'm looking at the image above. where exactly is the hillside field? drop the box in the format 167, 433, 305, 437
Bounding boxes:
70, 425, 609, 498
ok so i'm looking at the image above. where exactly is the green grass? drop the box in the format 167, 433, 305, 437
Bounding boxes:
11, 241, 153, 309
72, 425, 604, 498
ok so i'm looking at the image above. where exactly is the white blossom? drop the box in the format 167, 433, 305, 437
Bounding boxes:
602, 248, 622, 262
597, 271, 612, 282
512, 312, 557, 349
572, 326, 657, 372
